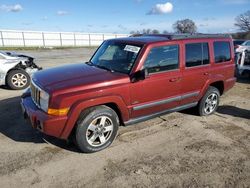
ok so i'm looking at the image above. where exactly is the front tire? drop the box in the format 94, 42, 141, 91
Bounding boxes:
198, 86, 220, 116
75, 105, 119, 153
6, 69, 30, 90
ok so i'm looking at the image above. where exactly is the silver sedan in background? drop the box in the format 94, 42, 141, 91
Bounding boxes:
0, 51, 41, 90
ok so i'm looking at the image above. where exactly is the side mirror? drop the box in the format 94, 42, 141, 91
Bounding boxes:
130, 69, 149, 83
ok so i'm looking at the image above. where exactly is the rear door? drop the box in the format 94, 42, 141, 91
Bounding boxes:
129, 43, 182, 119
180, 41, 211, 105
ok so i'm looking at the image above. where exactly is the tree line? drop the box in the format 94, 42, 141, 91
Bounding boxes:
130, 19, 197, 35
130, 10, 250, 39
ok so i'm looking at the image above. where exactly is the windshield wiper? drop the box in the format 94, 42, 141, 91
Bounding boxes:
86, 61, 94, 66
86, 61, 115, 72
95, 65, 115, 72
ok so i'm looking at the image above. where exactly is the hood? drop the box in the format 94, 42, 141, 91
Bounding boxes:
32, 63, 130, 93
5, 57, 28, 63
0, 57, 29, 72
0, 51, 29, 61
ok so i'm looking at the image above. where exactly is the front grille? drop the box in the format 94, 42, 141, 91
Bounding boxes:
30, 81, 41, 107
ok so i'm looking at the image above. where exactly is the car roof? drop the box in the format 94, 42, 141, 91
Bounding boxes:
111, 35, 168, 45
110, 34, 232, 45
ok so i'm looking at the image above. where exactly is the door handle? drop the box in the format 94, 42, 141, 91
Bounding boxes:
203, 72, 209, 75
169, 77, 181, 82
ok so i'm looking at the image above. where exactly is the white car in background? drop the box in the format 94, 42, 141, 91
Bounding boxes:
236, 48, 250, 77
0, 51, 41, 90
235, 40, 250, 53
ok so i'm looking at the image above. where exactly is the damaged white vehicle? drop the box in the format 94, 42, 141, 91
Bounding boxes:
235, 46, 250, 77
0, 51, 41, 90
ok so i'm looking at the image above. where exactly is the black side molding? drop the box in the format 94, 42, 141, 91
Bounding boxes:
124, 102, 198, 126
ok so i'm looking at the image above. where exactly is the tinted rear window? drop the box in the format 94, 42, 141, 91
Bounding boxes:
213, 41, 231, 63
185, 43, 209, 67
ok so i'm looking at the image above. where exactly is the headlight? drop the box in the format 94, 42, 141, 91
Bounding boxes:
40, 90, 49, 112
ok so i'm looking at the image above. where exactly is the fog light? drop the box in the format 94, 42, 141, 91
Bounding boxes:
48, 108, 69, 116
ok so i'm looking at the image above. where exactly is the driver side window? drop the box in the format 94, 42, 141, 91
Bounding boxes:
144, 45, 179, 74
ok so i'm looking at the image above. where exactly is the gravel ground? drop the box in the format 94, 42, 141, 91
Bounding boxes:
0, 48, 249, 188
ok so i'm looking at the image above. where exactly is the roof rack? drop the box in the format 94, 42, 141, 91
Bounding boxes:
130, 33, 232, 40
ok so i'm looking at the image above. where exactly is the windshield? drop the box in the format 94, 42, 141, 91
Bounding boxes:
233, 40, 245, 46
242, 41, 250, 46
90, 40, 142, 74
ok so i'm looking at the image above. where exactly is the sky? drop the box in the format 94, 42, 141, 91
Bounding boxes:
0, 0, 250, 34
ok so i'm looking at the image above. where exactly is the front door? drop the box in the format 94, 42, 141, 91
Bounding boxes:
129, 43, 182, 119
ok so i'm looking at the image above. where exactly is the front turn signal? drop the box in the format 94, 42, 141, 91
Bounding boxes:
48, 108, 69, 116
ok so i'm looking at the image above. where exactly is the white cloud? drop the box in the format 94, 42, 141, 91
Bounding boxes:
140, 22, 147, 26
147, 2, 173, 15
0, 4, 23, 12
57, 10, 68, 16
118, 24, 127, 30
196, 17, 236, 33
22, 22, 33, 26
42, 16, 48, 21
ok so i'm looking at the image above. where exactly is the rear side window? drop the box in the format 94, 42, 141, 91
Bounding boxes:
185, 43, 209, 67
144, 45, 179, 73
213, 41, 231, 63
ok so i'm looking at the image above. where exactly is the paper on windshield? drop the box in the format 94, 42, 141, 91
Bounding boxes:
124, 45, 141, 53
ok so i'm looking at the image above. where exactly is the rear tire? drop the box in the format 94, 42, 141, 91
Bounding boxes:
198, 86, 220, 116
75, 105, 119, 153
6, 69, 30, 90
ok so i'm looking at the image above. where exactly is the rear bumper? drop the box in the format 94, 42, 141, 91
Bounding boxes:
21, 94, 68, 139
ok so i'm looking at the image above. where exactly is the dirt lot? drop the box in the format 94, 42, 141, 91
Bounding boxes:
0, 48, 249, 188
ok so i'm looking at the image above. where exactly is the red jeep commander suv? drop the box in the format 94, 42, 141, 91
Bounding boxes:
21, 34, 236, 153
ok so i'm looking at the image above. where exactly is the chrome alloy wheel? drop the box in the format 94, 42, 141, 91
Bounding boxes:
86, 116, 114, 147
204, 93, 218, 114
11, 73, 28, 88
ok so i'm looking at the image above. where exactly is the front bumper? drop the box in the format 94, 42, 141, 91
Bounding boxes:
21, 93, 68, 138
0, 73, 6, 86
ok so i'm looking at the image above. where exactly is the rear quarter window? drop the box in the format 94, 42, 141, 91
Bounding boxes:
213, 41, 231, 63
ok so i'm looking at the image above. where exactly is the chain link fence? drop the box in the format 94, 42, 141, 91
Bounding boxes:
0, 30, 129, 47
